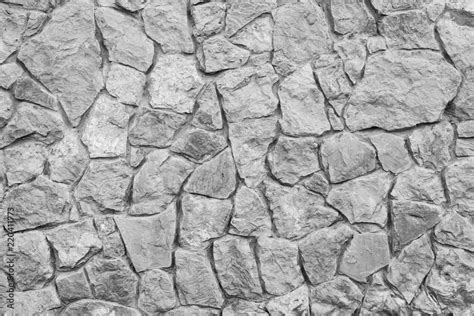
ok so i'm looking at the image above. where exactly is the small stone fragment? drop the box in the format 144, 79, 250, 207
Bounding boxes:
268, 136, 320, 185
320, 132, 377, 183
106, 63, 145, 106
56, 268, 93, 302
129, 108, 187, 148
299, 225, 354, 285
62, 299, 141, 316
185, 148, 236, 199
455, 138, 474, 157
175, 248, 224, 309
370, 133, 412, 174
265, 180, 340, 240
340, 232, 390, 282
458, 121, 474, 138
24, 11, 48, 37
272, 1, 331, 76
192, 2, 226, 41
229, 15, 273, 53
115, 207, 176, 271
3, 141, 46, 185
229, 116, 277, 187
327, 107, 345, 131
149, 54, 204, 114
230, 185, 272, 237
257, 237, 304, 296
409, 121, 453, 171
392, 200, 443, 248
18, 0, 103, 126
85, 256, 138, 306
387, 235, 434, 303
143, 0, 194, 54
279, 63, 331, 136
345, 50, 461, 131
0, 63, 23, 89
453, 71, 474, 120
81, 94, 131, 158
201, 36, 250, 73
192, 82, 223, 130
4, 176, 70, 232
434, 211, 474, 252
225, 0, 276, 37
213, 235, 263, 299
14, 76, 57, 110
302, 171, 331, 196
170, 128, 227, 163
217, 64, 278, 122
445, 158, 474, 218
313, 53, 352, 101
49, 131, 89, 184
96, 7, 154, 72
366, 36, 387, 54
309, 276, 363, 314
138, 269, 177, 313
131, 150, 194, 215
1, 0, 52, 11
330, 0, 376, 35
0, 7, 27, 63
223, 300, 268, 316
129, 146, 146, 168
101, 232, 126, 259
0, 230, 53, 291
180, 193, 232, 249
12, 286, 61, 316
391, 166, 446, 204
334, 37, 367, 84
327, 170, 392, 226
266, 285, 310, 315
46, 219, 102, 269
380, 10, 438, 50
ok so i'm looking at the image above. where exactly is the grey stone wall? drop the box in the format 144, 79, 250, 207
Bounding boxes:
0, 0, 473, 315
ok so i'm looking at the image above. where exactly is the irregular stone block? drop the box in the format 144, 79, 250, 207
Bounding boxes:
434, 211, 474, 252
453, 70, 474, 120
229, 15, 273, 53
334, 37, 367, 84
62, 299, 141, 316
225, 0, 276, 37
444, 158, 474, 218
330, 0, 376, 35
56, 268, 93, 302
170, 128, 227, 163
456, 138, 474, 156
223, 300, 268, 316
302, 171, 331, 196
201, 36, 250, 73
0, 7, 27, 63
192, 82, 223, 131
309, 276, 363, 314
192, 2, 226, 41
14, 76, 57, 110
266, 285, 309, 315
138, 269, 177, 313
370, 133, 412, 174
0, 63, 23, 89
12, 286, 61, 315
313, 53, 351, 101
106, 63, 146, 106
3, 141, 46, 185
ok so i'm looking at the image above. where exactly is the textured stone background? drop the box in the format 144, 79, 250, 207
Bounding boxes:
0, 0, 473, 314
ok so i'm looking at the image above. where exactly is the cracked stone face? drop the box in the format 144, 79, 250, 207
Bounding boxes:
1, 1, 473, 314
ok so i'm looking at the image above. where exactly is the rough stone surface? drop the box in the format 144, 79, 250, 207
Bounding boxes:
56, 268, 93, 302
192, 82, 223, 130
309, 276, 363, 314
302, 171, 331, 196
313, 53, 351, 101
266, 285, 309, 315
229, 15, 273, 53
0, 89, 13, 128
434, 211, 474, 252
62, 300, 141, 316
3, 140, 46, 185
170, 128, 227, 163
14, 76, 58, 110
201, 36, 250, 73
11, 286, 61, 316
106, 63, 145, 106
138, 269, 177, 313
330, 0, 376, 35
444, 158, 474, 218
223, 300, 267, 316
370, 133, 412, 174
225, 0, 276, 37
334, 37, 367, 84
192, 2, 226, 42
0, 63, 23, 89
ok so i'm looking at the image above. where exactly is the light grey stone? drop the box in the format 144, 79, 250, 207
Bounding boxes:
230, 185, 272, 237
180, 193, 232, 249
13, 76, 57, 110
106, 63, 145, 106
11, 286, 61, 316
320, 132, 377, 183
229, 15, 273, 53
4, 176, 70, 232
201, 36, 250, 73
409, 121, 453, 170
366, 36, 387, 53
143, 0, 194, 54
175, 248, 224, 309
81, 94, 131, 158
370, 133, 412, 174
170, 128, 227, 163
334, 37, 367, 84
75, 159, 133, 213
392, 200, 444, 248
279, 63, 330, 136
131, 150, 194, 215
0, 7, 27, 63
192, 82, 223, 131
265, 180, 340, 240
185, 148, 236, 199
116, 0, 148, 11
299, 225, 354, 285
302, 171, 331, 196
46, 219, 102, 269
3, 141, 46, 185
458, 120, 474, 137
0, 63, 23, 89
327, 170, 392, 226
257, 237, 304, 296
192, 2, 226, 41
0, 102, 63, 149
217, 64, 278, 122
272, 1, 331, 76
412, 288, 442, 315
225, 0, 276, 37
129, 108, 187, 148
456, 138, 474, 156
138, 269, 177, 313
1, 0, 52, 11
165, 306, 220, 316
85, 256, 138, 306
453, 70, 474, 120
23, 10, 48, 37
446, 0, 474, 14
313, 53, 352, 101
115, 206, 176, 271
129, 146, 146, 168
434, 211, 474, 252
266, 285, 309, 315
330, 0, 376, 35
101, 232, 126, 259
223, 300, 268, 316
391, 166, 446, 204
327, 107, 345, 131
228, 116, 278, 187
370, 0, 436, 13
149, 54, 204, 114
268, 136, 320, 185
387, 235, 434, 303
96, 7, 153, 72
56, 268, 93, 302
62, 299, 141, 316
309, 276, 363, 315
345, 50, 461, 131
213, 235, 263, 299
443, 157, 474, 218
380, 10, 438, 50
18, 0, 103, 126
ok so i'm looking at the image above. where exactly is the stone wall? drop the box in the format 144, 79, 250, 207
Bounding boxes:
0, 0, 473, 315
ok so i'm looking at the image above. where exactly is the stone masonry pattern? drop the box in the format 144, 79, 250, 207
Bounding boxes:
0, 0, 473, 315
